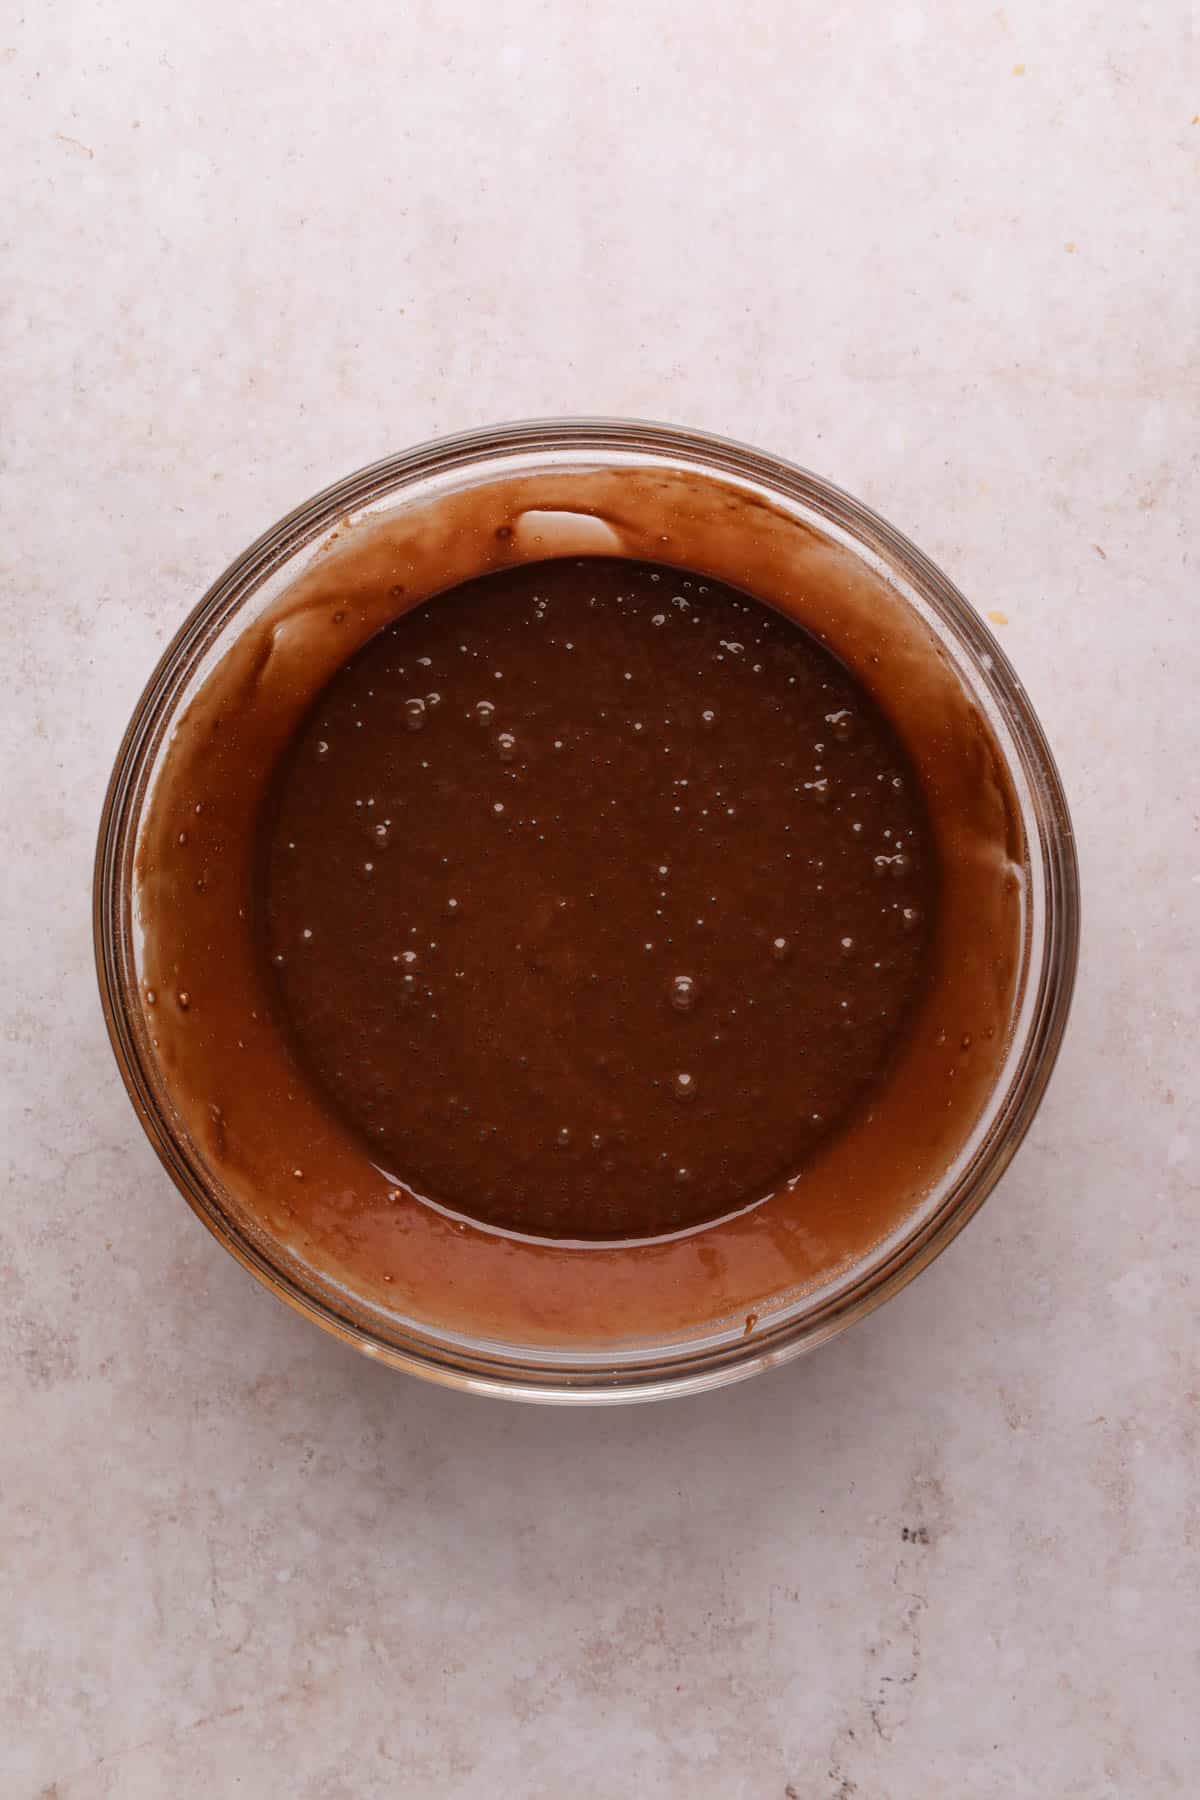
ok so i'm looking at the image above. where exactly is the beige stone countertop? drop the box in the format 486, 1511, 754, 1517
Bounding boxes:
3, 3, 1197, 1795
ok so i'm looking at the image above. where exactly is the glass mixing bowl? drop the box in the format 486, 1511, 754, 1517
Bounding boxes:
95, 419, 1079, 1402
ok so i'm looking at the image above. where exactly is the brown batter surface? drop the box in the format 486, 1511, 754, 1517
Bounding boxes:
258, 559, 936, 1239
135, 460, 1023, 1348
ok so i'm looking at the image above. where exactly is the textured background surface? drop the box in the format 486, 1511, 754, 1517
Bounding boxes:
3, 2, 1198, 1794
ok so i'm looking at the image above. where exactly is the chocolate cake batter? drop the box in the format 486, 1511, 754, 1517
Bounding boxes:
135, 461, 1023, 1347
258, 559, 936, 1239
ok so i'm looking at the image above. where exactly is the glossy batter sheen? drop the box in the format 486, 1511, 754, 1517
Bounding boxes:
257, 558, 937, 1239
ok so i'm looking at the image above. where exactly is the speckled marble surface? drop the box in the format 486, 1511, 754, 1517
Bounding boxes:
3, 3, 1198, 1795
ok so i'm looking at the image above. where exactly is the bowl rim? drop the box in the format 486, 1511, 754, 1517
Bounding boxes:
94, 416, 1080, 1404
